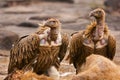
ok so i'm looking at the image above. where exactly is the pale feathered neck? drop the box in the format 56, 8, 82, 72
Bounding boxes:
84, 21, 109, 38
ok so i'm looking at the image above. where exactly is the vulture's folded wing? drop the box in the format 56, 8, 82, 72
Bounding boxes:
58, 33, 69, 62
68, 32, 83, 68
54, 33, 69, 69
107, 34, 116, 60
8, 34, 40, 74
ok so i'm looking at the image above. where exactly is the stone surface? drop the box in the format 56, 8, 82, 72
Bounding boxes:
18, 21, 39, 28
0, 30, 19, 50
42, 0, 74, 3
104, 0, 120, 12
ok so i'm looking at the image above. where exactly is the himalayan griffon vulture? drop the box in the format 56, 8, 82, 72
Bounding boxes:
68, 8, 116, 74
8, 18, 69, 76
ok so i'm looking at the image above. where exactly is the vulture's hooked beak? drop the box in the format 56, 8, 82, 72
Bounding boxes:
44, 20, 57, 28
38, 21, 46, 27
89, 11, 96, 21
38, 23, 42, 26
89, 12, 93, 17
89, 10, 95, 18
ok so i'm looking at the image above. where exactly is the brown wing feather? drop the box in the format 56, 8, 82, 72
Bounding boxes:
54, 33, 69, 69
59, 33, 69, 62
34, 46, 60, 74
107, 34, 116, 60
68, 31, 84, 68
8, 34, 40, 74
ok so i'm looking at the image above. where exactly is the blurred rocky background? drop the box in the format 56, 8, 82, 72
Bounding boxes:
104, 0, 120, 13
0, 0, 119, 79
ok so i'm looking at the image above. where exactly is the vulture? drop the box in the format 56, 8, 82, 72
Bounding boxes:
68, 8, 116, 74
8, 18, 69, 76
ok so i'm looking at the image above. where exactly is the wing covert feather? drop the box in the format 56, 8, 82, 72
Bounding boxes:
68, 32, 83, 68
58, 33, 69, 62
107, 34, 116, 60
8, 34, 40, 74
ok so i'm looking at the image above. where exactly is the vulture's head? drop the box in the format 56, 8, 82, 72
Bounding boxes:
44, 18, 61, 41
44, 18, 61, 29
37, 18, 61, 41
89, 8, 105, 20
88, 8, 106, 41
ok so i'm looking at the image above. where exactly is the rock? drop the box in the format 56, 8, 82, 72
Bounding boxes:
29, 15, 59, 21
106, 14, 120, 30
104, 0, 120, 12
0, 2, 8, 8
12, 16, 40, 28
42, 0, 74, 3
62, 20, 89, 31
58, 14, 78, 23
2, 0, 30, 7
1, 0, 74, 7
18, 21, 39, 28
3, 6, 40, 14
0, 30, 19, 50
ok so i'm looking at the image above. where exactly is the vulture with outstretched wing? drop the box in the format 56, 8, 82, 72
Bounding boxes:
68, 8, 116, 74
8, 18, 69, 75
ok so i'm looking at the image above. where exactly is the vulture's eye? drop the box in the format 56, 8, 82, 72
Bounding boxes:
98, 11, 101, 14
52, 21, 56, 23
